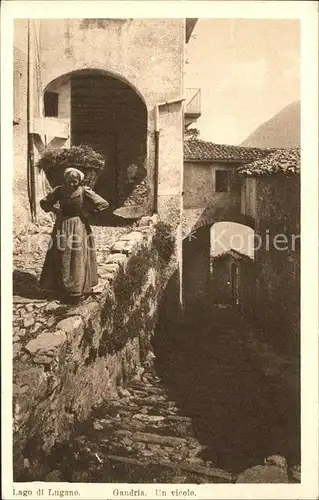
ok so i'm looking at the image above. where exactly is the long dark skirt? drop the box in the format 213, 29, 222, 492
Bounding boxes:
40, 216, 98, 297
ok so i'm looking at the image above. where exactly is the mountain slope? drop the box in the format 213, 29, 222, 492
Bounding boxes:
241, 101, 300, 149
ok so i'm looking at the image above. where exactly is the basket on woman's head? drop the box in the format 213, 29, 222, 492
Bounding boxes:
37, 145, 106, 189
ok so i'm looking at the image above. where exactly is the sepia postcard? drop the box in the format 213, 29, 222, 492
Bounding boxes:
1, 1, 318, 499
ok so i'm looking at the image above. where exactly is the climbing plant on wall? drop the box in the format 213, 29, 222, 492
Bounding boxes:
153, 221, 175, 263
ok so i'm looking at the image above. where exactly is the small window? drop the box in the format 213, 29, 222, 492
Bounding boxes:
215, 170, 230, 193
44, 92, 59, 117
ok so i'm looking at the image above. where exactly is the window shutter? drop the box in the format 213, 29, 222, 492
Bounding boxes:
44, 92, 59, 117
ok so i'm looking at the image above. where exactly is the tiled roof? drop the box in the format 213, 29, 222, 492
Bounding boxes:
184, 138, 274, 163
238, 147, 300, 177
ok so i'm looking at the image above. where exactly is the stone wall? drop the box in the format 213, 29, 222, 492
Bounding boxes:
13, 23, 30, 233
253, 176, 300, 354
13, 215, 176, 479
182, 225, 211, 308
13, 21, 49, 233
39, 19, 184, 111
182, 163, 249, 236
39, 19, 185, 223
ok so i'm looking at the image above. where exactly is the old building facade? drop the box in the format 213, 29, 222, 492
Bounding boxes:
182, 139, 271, 309
182, 138, 274, 233
239, 148, 300, 354
13, 18, 198, 231
181, 140, 300, 355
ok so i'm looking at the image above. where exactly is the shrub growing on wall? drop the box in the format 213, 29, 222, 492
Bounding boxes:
153, 221, 175, 263
99, 245, 158, 355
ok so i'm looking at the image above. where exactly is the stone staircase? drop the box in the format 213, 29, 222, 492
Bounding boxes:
46, 359, 235, 483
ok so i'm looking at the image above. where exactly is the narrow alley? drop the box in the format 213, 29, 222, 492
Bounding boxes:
42, 304, 300, 484
8, 15, 305, 496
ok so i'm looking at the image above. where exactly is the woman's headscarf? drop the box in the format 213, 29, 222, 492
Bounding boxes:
64, 167, 85, 183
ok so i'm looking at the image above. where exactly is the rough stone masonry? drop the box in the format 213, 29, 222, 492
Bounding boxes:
13, 214, 175, 478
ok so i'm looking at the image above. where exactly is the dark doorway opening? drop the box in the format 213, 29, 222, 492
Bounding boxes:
71, 72, 147, 209
182, 226, 211, 311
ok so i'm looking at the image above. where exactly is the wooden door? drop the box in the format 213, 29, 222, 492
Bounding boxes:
231, 263, 240, 305
71, 74, 119, 206
71, 130, 118, 206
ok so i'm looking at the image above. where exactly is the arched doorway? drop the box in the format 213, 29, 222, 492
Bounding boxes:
44, 70, 148, 209
182, 221, 255, 313
210, 222, 255, 312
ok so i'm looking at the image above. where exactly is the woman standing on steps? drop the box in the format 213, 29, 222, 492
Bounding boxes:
39, 167, 110, 304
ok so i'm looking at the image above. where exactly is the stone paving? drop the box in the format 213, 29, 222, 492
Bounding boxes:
12, 220, 300, 484
44, 359, 235, 483
42, 305, 300, 484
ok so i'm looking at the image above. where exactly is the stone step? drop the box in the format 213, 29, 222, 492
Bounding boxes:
127, 381, 163, 390
127, 388, 153, 397
131, 432, 187, 447
166, 415, 193, 423
132, 414, 166, 423
105, 454, 234, 482
128, 385, 166, 396
159, 460, 234, 482
127, 387, 166, 397
129, 396, 177, 408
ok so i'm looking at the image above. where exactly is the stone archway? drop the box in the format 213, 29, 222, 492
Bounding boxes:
182, 207, 255, 241
43, 69, 148, 210
182, 219, 256, 312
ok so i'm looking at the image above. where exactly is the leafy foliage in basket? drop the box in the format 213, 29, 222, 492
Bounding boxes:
37, 145, 106, 188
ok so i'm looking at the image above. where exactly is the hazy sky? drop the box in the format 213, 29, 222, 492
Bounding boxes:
211, 222, 254, 258
185, 19, 300, 145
